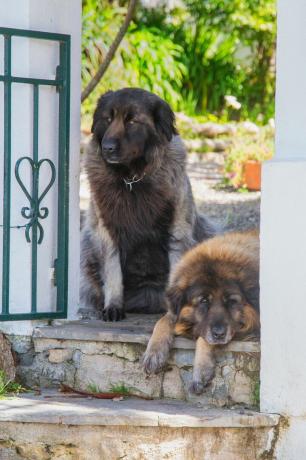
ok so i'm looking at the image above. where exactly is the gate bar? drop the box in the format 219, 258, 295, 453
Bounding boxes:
0, 27, 70, 42
0, 76, 62, 87
56, 41, 70, 315
31, 84, 39, 313
1, 35, 12, 315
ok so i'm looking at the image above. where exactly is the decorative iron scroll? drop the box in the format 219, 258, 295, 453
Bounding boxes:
15, 156, 56, 244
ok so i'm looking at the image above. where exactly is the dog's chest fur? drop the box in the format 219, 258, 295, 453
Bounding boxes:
88, 163, 175, 285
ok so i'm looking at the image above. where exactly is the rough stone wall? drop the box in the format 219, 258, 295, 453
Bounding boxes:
0, 423, 277, 460
8, 335, 260, 408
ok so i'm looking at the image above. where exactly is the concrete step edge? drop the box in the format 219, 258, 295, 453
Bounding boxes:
32, 321, 260, 353
0, 392, 278, 429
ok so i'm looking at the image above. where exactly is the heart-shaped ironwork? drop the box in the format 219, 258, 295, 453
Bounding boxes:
15, 156, 56, 244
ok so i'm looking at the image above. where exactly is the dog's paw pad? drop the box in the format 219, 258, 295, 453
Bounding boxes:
189, 380, 205, 395
102, 305, 125, 322
142, 349, 168, 375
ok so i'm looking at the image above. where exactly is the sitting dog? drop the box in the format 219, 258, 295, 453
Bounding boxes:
80, 88, 215, 321
142, 231, 260, 394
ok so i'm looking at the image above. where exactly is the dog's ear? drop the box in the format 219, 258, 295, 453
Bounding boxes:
243, 283, 260, 312
153, 98, 178, 142
166, 284, 187, 315
240, 304, 260, 335
91, 91, 113, 133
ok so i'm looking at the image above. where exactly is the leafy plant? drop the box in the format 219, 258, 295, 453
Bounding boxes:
253, 380, 260, 407
87, 381, 134, 395
81, 0, 276, 123
121, 26, 186, 110
109, 382, 133, 395
0, 370, 25, 398
87, 382, 102, 394
223, 125, 274, 189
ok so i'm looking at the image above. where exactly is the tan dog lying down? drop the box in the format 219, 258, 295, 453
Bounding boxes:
142, 231, 260, 394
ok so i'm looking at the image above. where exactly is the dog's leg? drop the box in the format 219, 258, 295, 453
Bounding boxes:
189, 337, 216, 395
169, 233, 194, 276
102, 247, 124, 321
169, 205, 195, 275
98, 221, 125, 322
79, 226, 105, 319
142, 312, 176, 374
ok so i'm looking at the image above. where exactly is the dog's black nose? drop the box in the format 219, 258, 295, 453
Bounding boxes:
212, 325, 226, 340
102, 139, 118, 155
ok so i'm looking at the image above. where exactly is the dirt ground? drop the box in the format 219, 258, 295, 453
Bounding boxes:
187, 152, 260, 232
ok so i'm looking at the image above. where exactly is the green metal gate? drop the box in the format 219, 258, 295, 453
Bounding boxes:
0, 27, 70, 321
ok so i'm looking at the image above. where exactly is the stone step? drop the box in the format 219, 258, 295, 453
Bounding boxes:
0, 391, 279, 460
10, 315, 260, 408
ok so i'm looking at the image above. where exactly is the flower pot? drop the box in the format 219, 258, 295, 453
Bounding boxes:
244, 160, 261, 191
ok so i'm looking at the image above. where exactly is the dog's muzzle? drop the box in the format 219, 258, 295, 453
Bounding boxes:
101, 139, 120, 163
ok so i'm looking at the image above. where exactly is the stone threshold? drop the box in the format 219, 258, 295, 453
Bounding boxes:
0, 391, 277, 428
33, 314, 260, 353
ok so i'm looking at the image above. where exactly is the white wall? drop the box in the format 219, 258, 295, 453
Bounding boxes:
0, 0, 81, 334
260, 0, 306, 457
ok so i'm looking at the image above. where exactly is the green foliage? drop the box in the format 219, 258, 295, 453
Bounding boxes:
177, 0, 276, 119
109, 382, 133, 395
121, 26, 186, 110
81, 0, 276, 122
253, 380, 260, 407
82, 0, 127, 123
87, 381, 133, 395
0, 370, 25, 398
87, 382, 102, 394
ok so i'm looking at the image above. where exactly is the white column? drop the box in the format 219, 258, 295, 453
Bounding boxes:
260, 0, 306, 457
0, 0, 81, 334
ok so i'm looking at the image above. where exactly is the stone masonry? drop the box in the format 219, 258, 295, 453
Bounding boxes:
7, 316, 260, 408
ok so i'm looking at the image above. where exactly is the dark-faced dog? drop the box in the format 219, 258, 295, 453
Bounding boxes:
80, 88, 215, 321
143, 231, 260, 394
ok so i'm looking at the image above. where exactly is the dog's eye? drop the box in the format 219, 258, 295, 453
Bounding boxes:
226, 296, 240, 308
199, 296, 210, 307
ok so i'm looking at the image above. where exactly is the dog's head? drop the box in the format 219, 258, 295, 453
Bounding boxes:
168, 232, 260, 345
91, 88, 177, 167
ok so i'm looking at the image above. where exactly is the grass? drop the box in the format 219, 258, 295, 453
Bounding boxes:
87, 381, 134, 395
0, 370, 26, 398
87, 382, 102, 394
253, 380, 260, 407
109, 382, 133, 395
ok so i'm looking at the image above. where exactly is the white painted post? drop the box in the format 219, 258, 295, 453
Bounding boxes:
260, 0, 306, 456
0, 0, 81, 335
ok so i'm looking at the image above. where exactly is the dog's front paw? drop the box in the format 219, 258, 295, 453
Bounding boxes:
102, 304, 125, 322
189, 380, 205, 395
189, 366, 215, 395
142, 346, 169, 375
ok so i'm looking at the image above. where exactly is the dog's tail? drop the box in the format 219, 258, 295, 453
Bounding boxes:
124, 286, 167, 314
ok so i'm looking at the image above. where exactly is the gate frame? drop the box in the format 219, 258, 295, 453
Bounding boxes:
0, 27, 70, 321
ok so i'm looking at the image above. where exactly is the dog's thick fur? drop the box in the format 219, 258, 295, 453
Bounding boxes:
80, 88, 215, 321
143, 231, 260, 394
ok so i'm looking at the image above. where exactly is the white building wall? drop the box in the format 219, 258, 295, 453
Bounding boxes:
261, 0, 306, 457
0, 0, 81, 334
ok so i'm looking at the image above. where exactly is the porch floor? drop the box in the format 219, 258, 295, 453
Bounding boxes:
0, 391, 279, 460
0, 390, 278, 428
34, 314, 260, 353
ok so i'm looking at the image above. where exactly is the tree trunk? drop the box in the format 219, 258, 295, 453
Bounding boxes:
81, 0, 138, 103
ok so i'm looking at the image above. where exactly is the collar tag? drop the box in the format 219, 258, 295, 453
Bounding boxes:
123, 173, 146, 191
